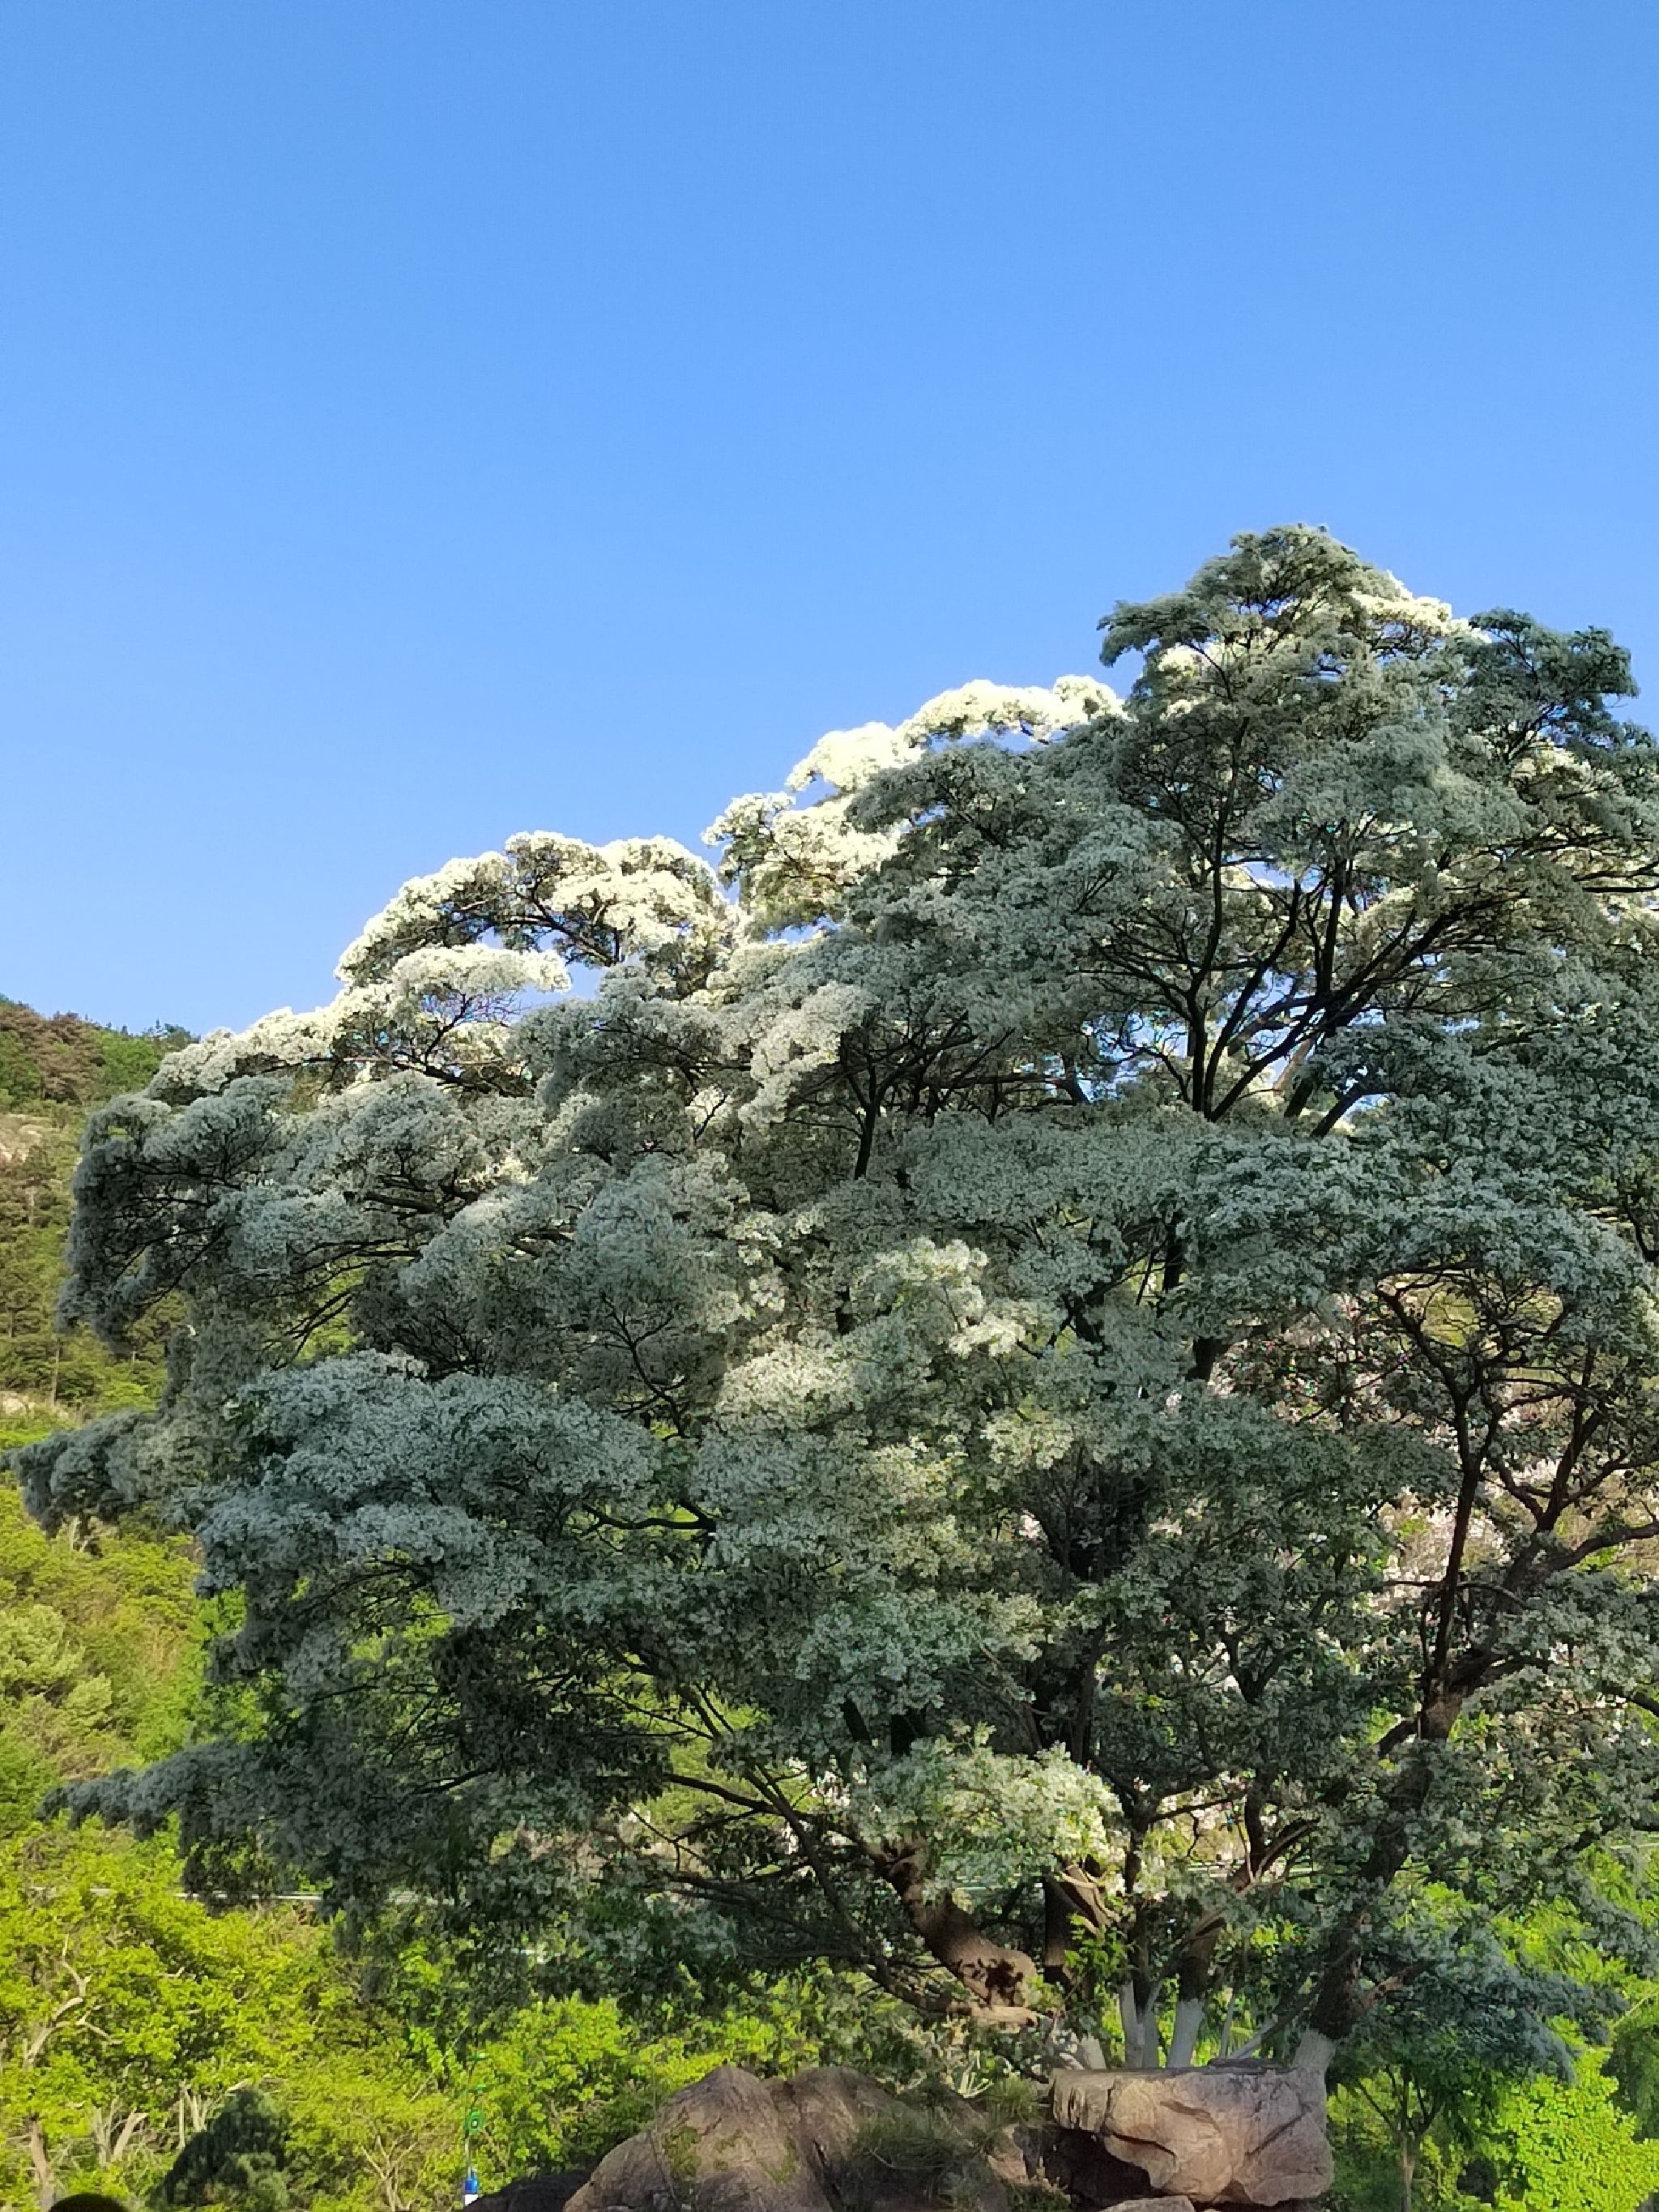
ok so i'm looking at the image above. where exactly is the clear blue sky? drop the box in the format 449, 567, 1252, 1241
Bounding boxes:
4, 2, 1657, 1034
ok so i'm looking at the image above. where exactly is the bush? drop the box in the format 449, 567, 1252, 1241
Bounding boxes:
161, 2086, 291, 2207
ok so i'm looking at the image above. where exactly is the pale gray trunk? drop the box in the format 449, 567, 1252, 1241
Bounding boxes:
1166, 1994, 1205, 2069
26, 2117, 55, 2211
1291, 2028, 1336, 2079
1118, 1981, 1162, 2067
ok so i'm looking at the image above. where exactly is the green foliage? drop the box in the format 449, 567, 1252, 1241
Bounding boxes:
0, 1001, 186, 1113
1489, 2052, 1659, 2212
0, 1819, 310, 2203
851, 2106, 967, 2188
0, 1026, 44, 1107
279, 2052, 456, 2212
161, 2086, 292, 2207
0, 1803, 483, 2209
0, 1009, 176, 1413
962, 2076, 1039, 2131
1324, 1916, 1604, 2210
0, 1475, 201, 1834
1334, 2045, 1659, 2212
0, 1005, 457, 2206
467, 1978, 923, 2180
1608, 1991, 1659, 2136
847, 2085, 1042, 2210
0, 1438, 469, 2206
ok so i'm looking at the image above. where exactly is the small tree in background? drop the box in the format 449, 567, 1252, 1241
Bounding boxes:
161, 2086, 291, 2209
1328, 1924, 1595, 2211
24, 527, 1659, 2077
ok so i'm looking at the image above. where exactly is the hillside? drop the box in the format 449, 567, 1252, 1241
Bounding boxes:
0, 1001, 189, 1434
0, 1003, 464, 2210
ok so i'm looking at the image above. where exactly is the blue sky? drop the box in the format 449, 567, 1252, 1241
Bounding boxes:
4, 2, 1657, 1033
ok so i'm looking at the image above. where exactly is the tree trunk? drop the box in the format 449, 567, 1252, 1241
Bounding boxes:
1118, 1980, 1162, 2067
1302, 1683, 1477, 2055
875, 1842, 1038, 2019
25, 2116, 54, 2212
1043, 1869, 1108, 1975
1291, 2028, 1336, 2078
1168, 1919, 1221, 2067
1166, 1994, 1205, 2068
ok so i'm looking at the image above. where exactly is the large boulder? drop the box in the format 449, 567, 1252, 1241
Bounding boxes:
559, 2063, 1009, 2212
1049, 2066, 1332, 2206
564, 2065, 834, 2212
768, 2065, 992, 2212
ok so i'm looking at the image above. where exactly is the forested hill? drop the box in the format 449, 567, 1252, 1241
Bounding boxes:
0, 1001, 190, 1433
0, 1000, 191, 1115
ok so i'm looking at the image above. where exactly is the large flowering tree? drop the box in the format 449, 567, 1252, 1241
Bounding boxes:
24, 528, 1659, 2073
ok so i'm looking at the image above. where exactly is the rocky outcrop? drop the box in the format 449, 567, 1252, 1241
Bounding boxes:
480, 2059, 1330, 2212
0, 1112, 47, 1168
543, 2064, 1019, 2212
565, 2066, 836, 2212
1049, 2067, 1331, 2206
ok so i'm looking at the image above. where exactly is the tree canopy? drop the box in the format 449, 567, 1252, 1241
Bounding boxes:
24, 524, 1659, 2078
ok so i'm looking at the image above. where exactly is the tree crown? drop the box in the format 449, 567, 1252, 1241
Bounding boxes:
23, 527, 1659, 2067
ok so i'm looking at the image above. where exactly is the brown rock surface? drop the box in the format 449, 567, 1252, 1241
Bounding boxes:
768, 2066, 956, 2212
565, 2066, 835, 2212
1049, 2067, 1331, 2206
770, 2065, 902, 2183
552, 2064, 1038, 2212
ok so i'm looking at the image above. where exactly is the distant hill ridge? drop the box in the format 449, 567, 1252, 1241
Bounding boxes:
0, 998, 190, 1429
0, 996, 190, 1113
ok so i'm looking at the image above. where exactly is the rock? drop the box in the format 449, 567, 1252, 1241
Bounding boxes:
770, 2065, 903, 2178
1049, 2066, 1331, 2206
487, 2061, 1327, 2212
769, 2065, 933, 2212
472, 2182, 589, 2212
0, 1116, 47, 1171
1036, 2122, 1171, 2207
565, 2065, 835, 2212
555, 2064, 1023, 2212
